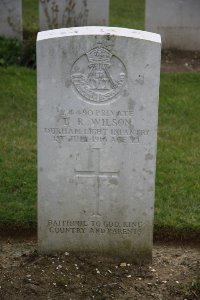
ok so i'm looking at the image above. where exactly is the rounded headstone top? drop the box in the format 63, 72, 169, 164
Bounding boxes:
37, 26, 161, 44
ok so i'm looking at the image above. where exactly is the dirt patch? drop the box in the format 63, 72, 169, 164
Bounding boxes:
0, 239, 199, 300
161, 50, 200, 73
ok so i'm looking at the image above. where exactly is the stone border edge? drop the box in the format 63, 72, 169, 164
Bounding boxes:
37, 26, 161, 44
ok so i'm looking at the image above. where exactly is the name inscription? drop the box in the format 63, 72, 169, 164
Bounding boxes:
48, 219, 144, 235
44, 108, 150, 144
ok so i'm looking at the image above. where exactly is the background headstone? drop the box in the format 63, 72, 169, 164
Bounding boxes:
145, 0, 200, 50
39, 0, 109, 30
0, 0, 22, 40
37, 27, 161, 263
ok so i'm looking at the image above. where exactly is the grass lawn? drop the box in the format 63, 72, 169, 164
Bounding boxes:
0, 67, 200, 237
156, 73, 200, 235
111, 0, 144, 30
0, 67, 37, 226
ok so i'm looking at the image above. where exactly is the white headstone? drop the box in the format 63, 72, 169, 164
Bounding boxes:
145, 0, 200, 50
0, 0, 22, 40
39, 0, 109, 30
37, 27, 161, 263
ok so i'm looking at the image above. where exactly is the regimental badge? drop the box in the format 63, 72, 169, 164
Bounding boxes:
71, 44, 127, 103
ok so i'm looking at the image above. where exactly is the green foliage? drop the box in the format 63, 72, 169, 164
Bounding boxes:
175, 278, 200, 299
0, 0, 38, 68
0, 38, 22, 67
21, 38, 36, 68
190, 279, 200, 296
0, 37, 36, 68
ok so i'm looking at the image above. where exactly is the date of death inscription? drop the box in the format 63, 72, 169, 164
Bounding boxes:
48, 220, 144, 236
44, 108, 150, 144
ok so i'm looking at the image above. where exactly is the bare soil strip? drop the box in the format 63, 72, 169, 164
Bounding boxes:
0, 239, 199, 300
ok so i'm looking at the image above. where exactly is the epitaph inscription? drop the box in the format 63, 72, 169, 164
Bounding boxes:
71, 44, 127, 103
48, 219, 144, 235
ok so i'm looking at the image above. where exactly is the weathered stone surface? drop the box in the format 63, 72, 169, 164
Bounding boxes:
145, 0, 200, 50
0, 0, 22, 40
37, 27, 161, 263
39, 0, 109, 30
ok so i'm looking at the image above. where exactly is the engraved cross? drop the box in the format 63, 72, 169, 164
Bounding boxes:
75, 148, 119, 216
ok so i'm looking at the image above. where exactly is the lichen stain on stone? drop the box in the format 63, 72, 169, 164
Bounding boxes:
148, 186, 154, 192
106, 34, 112, 41
65, 79, 71, 88
143, 168, 153, 175
109, 178, 118, 185
145, 153, 154, 160
122, 239, 134, 252
139, 105, 145, 111
101, 35, 116, 51
136, 74, 144, 85
128, 98, 135, 111
122, 89, 129, 97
